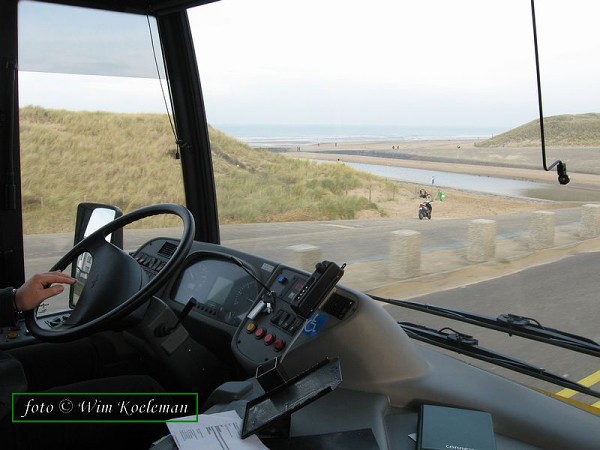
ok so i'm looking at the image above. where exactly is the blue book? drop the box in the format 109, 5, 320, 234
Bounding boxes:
418, 405, 497, 450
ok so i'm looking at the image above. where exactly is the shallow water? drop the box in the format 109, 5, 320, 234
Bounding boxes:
339, 161, 600, 201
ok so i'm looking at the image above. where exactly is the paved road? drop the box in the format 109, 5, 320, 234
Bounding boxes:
221, 207, 579, 263
24, 207, 581, 272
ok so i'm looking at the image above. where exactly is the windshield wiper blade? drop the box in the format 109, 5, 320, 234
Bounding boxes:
371, 295, 600, 358
399, 322, 600, 399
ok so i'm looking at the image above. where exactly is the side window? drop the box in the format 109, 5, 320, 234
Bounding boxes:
18, 1, 184, 311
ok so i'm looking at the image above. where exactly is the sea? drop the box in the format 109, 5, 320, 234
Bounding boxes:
214, 124, 506, 148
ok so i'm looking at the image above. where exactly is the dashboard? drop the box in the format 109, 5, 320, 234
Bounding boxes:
132, 238, 273, 329
3, 237, 357, 368
11, 236, 599, 450
11, 236, 596, 450
131, 237, 358, 371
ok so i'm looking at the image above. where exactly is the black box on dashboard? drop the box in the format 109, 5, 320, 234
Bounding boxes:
417, 404, 496, 450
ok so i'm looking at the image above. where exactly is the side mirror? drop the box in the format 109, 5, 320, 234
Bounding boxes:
70, 203, 123, 308
73, 203, 123, 247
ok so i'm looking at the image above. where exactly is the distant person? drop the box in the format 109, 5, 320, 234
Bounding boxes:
431, 176, 435, 186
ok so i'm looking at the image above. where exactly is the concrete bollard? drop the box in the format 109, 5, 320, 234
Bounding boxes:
467, 219, 496, 262
580, 204, 600, 239
388, 230, 421, 279
530, 210, 555, 249
286, 244, 322, 272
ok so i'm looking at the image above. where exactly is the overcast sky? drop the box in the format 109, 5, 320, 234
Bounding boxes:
188, 0, 600, 128
18, 0, 600, 130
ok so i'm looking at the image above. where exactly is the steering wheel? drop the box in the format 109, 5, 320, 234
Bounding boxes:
25, 204, 195, 342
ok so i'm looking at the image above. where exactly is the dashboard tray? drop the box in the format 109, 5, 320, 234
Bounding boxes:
241, 357, 342, 439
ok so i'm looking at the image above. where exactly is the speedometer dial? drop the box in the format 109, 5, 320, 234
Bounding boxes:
230, 280, 259, 316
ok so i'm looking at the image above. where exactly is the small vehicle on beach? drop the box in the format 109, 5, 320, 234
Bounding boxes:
1, 1, 599, 449
418, 201, 433, 220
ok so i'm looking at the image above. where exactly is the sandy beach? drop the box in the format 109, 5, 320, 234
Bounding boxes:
286, 139, 600, 179
278, 139, 600, 221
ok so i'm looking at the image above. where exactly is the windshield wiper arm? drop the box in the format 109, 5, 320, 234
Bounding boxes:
371, 295, 600, 358
400, 322, 600, 399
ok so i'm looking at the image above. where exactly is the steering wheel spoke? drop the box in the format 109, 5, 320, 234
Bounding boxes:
25, 204, 195, 342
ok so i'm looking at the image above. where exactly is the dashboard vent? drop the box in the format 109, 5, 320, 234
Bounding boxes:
158, 241, 177, 258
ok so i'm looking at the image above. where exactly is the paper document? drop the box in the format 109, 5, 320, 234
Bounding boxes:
167, 410, 268, 450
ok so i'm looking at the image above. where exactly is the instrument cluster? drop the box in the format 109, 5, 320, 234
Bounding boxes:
170, 253, 260, 327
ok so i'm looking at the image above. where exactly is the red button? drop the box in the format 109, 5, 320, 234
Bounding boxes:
264, 333, 276, 346
274, 340, 286, 351
255, 328, 266, 339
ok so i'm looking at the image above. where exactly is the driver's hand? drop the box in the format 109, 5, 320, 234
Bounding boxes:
15, 271, 77, 312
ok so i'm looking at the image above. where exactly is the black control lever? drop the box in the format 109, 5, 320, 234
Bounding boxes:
154, 297, 198, 337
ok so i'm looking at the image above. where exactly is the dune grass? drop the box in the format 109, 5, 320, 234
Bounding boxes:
476, 113, 600, 147
20, 106, 388, 234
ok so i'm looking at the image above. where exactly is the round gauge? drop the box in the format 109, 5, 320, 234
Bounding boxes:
229, 280, 259, 316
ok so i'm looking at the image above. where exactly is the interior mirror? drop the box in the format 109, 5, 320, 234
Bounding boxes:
70, 203, 123, 308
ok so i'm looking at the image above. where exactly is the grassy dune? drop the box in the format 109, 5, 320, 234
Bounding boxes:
20, 106, 400, 234
476, 113, 600, 147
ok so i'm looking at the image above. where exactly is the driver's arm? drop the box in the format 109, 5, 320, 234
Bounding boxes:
0, 272, 76, 325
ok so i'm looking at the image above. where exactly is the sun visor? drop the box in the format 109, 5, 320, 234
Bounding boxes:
18, 1, 166, 79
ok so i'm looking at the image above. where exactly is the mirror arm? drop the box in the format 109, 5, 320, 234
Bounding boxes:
530, 0, 570, 185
